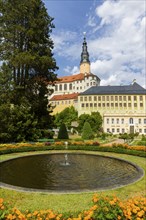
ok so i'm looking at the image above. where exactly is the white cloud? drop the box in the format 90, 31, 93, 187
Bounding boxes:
52, 0, 145, 87
89, 0, 146, 87
51, 30, 81, 60
64, 65, 79, 75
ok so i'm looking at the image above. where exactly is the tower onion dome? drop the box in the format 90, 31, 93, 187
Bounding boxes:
80, 35, 90, 64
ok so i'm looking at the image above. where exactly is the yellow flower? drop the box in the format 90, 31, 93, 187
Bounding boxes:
137, 210, 145, 217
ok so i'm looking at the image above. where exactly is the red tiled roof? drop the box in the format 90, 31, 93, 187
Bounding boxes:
56, 73, 85, 83
50, 93, 79, 101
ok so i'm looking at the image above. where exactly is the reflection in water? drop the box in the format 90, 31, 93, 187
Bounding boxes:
0, 153, 143, 192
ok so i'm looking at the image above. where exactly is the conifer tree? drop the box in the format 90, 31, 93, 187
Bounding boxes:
82, 122, 94, 140
58, 124, 69, 140
0, 0, 58, 130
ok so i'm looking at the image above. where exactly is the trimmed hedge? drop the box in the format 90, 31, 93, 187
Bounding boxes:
0, 144, 145, 157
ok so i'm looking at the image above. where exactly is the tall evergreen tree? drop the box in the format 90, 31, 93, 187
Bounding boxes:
0, 0, 58, 130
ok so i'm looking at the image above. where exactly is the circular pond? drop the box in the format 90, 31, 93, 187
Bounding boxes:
0, 153, 143, 193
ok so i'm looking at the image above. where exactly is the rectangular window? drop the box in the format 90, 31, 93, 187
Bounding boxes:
90, 103, 93, 107
111, 103, 114, 107
128, 103, 131, 107
119, 103, 122, 107
140, 96, 143, 101
81, 103, 84, 107
115, 96, 118, 101
134, 96, 137, 101
123, 96, 126, 101
119, 96, 122, 101
84, 96, 87, 101
102, 96, 105, 101
121, 119, 124, 124
107, 103, 109, 107
117, 119, 119, 124
98, 103, 101, 107
94, 96, 97, 101
106, 96, 109, 101
144, 119, 146, 124
98, 96, 101, 101
134, 103, 137, 107
115, 103, 118, 107
102, 103, 105, 107
89, 96, 92, 101
139, 129, 142, 133
144, 129, 146, 133
124, 103, 127, 107
122, 128, 125, 133
94, 103, 97, 107
112, 128, 115, 133
117, 128, 120, 133
111, 96, 113, 101
140, 103, 143, 107
112, 118, 114, 124
107, 128, 110, 132
86, 103, 88, 107
128, 96, 131, 101
139, 119, 141, 124
107, 118, 109, 124
80, 97, 83, 101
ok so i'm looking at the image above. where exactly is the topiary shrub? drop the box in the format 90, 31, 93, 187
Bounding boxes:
82, 122, 94, 140
57, 123, 69, 139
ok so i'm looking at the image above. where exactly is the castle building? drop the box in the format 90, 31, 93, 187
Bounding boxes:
49, 36, 100, 114
49, 36, 146, 134
78, 83, 146, 134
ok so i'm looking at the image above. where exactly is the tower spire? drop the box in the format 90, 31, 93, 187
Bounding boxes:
80, 33, 90, 74
80, 32, 90, 64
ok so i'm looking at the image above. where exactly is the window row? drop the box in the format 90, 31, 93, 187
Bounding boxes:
51, 100, 72, 105
106, 128, 146, 133
80, 95, 144, 102
106, 118, 146, 124
55, 82, 96, 91
81, 102, 143, 108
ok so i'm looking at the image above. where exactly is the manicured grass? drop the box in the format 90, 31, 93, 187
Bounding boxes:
0, 151, 145, 214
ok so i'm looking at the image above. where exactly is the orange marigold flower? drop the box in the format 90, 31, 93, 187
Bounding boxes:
137, 210, 145, 217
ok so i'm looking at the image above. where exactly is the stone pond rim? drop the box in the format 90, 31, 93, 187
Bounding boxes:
0, 152, 144, 194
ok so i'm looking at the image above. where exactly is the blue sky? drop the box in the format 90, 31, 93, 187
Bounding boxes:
43, 0, 146, 88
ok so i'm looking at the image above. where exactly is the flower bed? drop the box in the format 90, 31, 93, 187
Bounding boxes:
0, 142, 145, 157
0, 195, 145, 220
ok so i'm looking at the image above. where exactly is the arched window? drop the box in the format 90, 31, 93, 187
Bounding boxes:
69, 83, 72, 90
59, 84, 62, 91
55, 85, 58, 91
64, 84, 67, 90
129, 118, 133, 124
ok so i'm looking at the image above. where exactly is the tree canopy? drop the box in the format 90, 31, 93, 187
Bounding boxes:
0, 0, 58, 142
54, 106, 78, 129
78, 112, 102, 133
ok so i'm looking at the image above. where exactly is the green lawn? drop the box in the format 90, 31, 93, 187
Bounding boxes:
0, 151, 145, 214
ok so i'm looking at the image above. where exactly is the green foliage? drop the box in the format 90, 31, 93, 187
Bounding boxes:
0, 102, 41, 143
58, 123, 69, 140
0, 0, 58, 141
81, 122, 94, 140
78, 111, 102, 133
92, 196, 124, 220
54, 106, 78, 129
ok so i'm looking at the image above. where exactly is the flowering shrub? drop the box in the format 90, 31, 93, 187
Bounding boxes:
1, 195, 145, 220
111, 143, 146, 152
